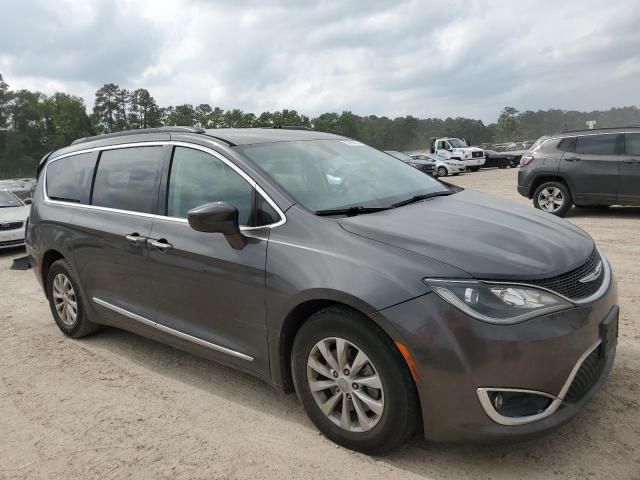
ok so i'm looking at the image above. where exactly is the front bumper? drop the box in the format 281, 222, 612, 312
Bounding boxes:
371, 267, 618, 442
0, 228, 26, 249
464, 158, 486, 167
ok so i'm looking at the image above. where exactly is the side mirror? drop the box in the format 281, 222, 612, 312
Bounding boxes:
187, 202, 247, 250
23, 198, 32, 205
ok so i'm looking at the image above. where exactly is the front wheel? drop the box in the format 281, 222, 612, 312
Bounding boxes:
470, 166, 480, 172
533, 181, 573, 217
291, 306, 419, 455
437, 166, 448, 177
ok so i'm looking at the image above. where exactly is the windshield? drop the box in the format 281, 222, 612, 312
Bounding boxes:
0, 191, 22, 208
384, 151, 413, 162
237, 140, 449, 212
448, 138, 468, 148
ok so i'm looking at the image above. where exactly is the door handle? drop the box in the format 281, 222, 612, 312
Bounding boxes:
564, 157, 580, 162
622, 159, 640, 164
148, 238, 173, 252
125, 233, 147, 246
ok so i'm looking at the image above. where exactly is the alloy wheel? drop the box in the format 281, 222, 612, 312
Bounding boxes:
437, 166, 448, 177
307, 337, 384, 432
52, 273, 78, 327
538, 187, 564, 213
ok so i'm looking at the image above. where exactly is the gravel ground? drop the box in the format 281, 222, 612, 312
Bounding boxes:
1, 168, 639, 479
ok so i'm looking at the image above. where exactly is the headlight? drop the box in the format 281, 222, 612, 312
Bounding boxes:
424, 279, 572, 324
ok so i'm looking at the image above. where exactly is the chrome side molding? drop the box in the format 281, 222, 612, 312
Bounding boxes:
477, 339, 602, 426
92, 297, 254, 362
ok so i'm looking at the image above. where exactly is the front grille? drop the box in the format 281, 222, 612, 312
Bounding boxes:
522, 249, 603, 300
564, 346, 604, 403
0, 221, 24, 231
0, 239, 25, 247
472, 151, 484, 158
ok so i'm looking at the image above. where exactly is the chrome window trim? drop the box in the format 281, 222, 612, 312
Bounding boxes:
92, 297, 254, 361
43, 141, 287, 231
477, 339, 602, 426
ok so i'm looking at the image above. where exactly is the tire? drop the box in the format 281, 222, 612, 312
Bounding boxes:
46, 259, 100, 338
291, 306, 419, 455
437, 166, 448, 177
468, 166, 480, 172
498, 159, 507, 169
533, 181, 573, 217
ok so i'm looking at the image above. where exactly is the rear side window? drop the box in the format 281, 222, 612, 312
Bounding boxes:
92, 147, 164, 213
167, 147, 254, 224
557, 137, 576, 152
575, 135, 617, 155
46, 152, 97, 204
625, 133, 640, 155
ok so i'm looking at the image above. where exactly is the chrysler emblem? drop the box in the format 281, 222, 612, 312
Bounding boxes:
579, 260, 603, 283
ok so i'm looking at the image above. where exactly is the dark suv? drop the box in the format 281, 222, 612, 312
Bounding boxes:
518, 127, 640, 216
27, 127, 618, 454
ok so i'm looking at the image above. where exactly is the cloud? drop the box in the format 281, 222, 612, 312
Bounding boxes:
0, 0, 638, 122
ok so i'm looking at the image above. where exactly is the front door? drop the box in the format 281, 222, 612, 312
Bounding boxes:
619, 133, 640, 204
560, 133, 619, 205
148, 145, 278, 377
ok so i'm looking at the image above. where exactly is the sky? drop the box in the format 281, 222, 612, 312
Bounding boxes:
0, 0, 638, 123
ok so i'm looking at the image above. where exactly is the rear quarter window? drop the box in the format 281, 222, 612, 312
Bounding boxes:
46, 152, 98, 204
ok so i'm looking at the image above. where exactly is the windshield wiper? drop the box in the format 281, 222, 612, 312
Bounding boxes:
390, 190, 455, 209
315, 206, 390, 217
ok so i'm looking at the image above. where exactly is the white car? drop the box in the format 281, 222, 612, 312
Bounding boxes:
410, 153, 466, 177
0, 190, 30, 249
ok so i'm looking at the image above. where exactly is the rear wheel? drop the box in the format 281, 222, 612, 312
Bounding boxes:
437, 166, 448, 177
470, 166, 480, 172
533, 181, 572, 217
46, 259, 100, 338
291, 306, 419, 455
498, 159, 508, 169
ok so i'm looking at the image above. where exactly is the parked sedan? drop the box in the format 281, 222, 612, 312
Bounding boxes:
483, 150, 518, 169
385, 150, 437, 177
410, 153, 465, 177
0, 190, 30, 249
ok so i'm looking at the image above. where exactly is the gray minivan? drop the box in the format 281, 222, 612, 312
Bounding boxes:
518, 127, 640, 216
27, 127, 618, 454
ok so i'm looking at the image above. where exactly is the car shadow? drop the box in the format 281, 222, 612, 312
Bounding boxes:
80, 326, 640, 477
80, 328, 307, 426
566, 206, 640, 219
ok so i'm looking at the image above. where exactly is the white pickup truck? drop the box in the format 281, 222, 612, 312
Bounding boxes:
430, 137, 486, 171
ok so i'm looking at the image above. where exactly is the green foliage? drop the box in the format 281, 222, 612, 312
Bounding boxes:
495, 106, 519, 142
1, 72, 640, 179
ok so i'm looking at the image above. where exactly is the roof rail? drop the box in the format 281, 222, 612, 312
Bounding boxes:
71, 126, 206, 145
560, 125, 640, 133
272, 125, 312, 130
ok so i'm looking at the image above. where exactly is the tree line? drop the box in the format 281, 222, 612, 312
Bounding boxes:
1, 74, 639, 178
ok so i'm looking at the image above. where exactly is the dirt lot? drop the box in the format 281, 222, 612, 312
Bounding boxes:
1, 168, 639, 480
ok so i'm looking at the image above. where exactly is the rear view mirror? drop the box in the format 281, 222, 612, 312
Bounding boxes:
187, 202, 247, 250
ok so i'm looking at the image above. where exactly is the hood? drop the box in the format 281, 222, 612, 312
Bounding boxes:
338, 189, 594, 280
0, 205, 29, 223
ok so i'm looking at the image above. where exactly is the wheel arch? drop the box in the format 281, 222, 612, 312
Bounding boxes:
274, 295, 412, 394
528, 173, 575, 198
41, 249, 65, 292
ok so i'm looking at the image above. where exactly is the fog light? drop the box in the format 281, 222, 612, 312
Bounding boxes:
493, 393, 503, 411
